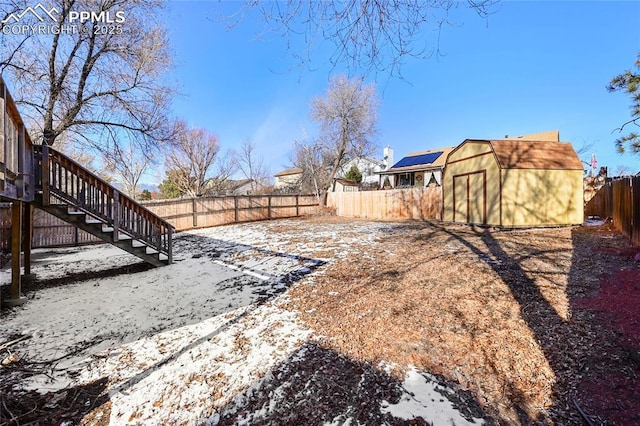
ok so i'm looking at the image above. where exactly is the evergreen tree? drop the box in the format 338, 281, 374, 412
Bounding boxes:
139, 189, 152, 201
158, 170, 184, 199
345, 165, 363, 183
608, 53, 640, 155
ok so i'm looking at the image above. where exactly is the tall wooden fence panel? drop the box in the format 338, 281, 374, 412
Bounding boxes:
32, 208, 102, 247
327, 187, 442, 221
141, 194, 319, 232
585, 176, 639, 246
0, 206, 102, 249
584, 183, 613, 218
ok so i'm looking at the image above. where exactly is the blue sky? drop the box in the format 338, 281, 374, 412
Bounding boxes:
154, 0, 640, 184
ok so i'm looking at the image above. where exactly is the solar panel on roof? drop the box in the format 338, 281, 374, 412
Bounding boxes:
391, 152, 443, 168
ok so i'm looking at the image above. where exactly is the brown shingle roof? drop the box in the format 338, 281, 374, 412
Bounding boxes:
274, 167, 303, 177
502, 130, 560, 142
488, 140, 583, 170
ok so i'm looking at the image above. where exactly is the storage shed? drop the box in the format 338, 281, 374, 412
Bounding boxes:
443, 138, 584, 227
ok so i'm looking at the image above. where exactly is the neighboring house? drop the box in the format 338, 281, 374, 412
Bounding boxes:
377, 147, 454, 189
274, 167, 303, 191
442, 135, 584, 227
332, 178, 360, 192
502, 130, 561, 142
217, 179, 259, 196
338, 156, 386, 185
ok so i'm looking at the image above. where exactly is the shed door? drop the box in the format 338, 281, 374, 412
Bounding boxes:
453, 171, 486, 225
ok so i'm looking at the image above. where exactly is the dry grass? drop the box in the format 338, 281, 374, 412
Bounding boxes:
285, 220, 632, 424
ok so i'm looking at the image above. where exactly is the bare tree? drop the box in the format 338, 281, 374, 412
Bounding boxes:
226, 0, 498, 77
237, 139, 270, 192
615, 165, 632, 177
103, 144, 153, 199
291, 139, 330, 197
163, 121, 236, 197
0, 0, 174, 153
311, 75, 378, 203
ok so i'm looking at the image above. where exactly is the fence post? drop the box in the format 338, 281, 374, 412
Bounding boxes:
234, 196, 239, 223
192, 198, 197, 228
296, 195, 299, 216
268, 195, 272, 219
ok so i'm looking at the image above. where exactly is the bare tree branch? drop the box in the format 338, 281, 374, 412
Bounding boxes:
225, 0, 498, 78
162, 121, 237, 198
0, 0, 174, 155
237, 138, 270, 192
310, 75, 378, 203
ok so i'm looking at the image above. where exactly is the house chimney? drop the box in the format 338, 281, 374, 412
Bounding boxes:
383, 145, 394, 170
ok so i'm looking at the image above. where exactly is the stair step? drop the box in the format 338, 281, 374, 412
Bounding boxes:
34, 181, 172, 267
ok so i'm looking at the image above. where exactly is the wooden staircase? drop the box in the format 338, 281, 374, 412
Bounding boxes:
33, 144, 173, 266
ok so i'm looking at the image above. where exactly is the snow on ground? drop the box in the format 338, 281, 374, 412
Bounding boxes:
381, 367, 485, 426
1, 218, 485, 425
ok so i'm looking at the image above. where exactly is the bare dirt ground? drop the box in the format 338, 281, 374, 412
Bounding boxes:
1, 217, 639, 425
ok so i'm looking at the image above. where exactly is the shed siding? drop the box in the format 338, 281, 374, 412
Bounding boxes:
443, 141, 500, 224
501, 169, 584, 226
444, 139, 584, 227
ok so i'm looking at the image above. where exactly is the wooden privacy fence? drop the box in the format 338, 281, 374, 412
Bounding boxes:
33, 208, 102, 247
0, 194, 320, 249
585, 176, 640, 246
327, 187, 443, 221
132, 194, 318, 232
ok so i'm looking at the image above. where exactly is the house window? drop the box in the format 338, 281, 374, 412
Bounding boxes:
398, 173, 414, 187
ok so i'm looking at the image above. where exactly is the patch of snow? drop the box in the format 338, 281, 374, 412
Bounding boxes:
1, 219, 489, 424
584, 217, 606, 227
381, 366, 485, 426
80, 301, 312, 425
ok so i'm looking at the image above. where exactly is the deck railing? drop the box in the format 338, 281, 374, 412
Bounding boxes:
34, 144, 173, 261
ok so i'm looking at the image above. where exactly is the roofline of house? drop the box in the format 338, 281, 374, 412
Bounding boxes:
377, 165, 445, 175
274, 168, 303, 177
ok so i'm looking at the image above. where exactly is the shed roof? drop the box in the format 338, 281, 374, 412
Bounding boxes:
482, 140, 583, 170
334, 178, 359, 186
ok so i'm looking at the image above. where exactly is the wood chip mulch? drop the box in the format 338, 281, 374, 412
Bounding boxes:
284, 220, 640, 425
